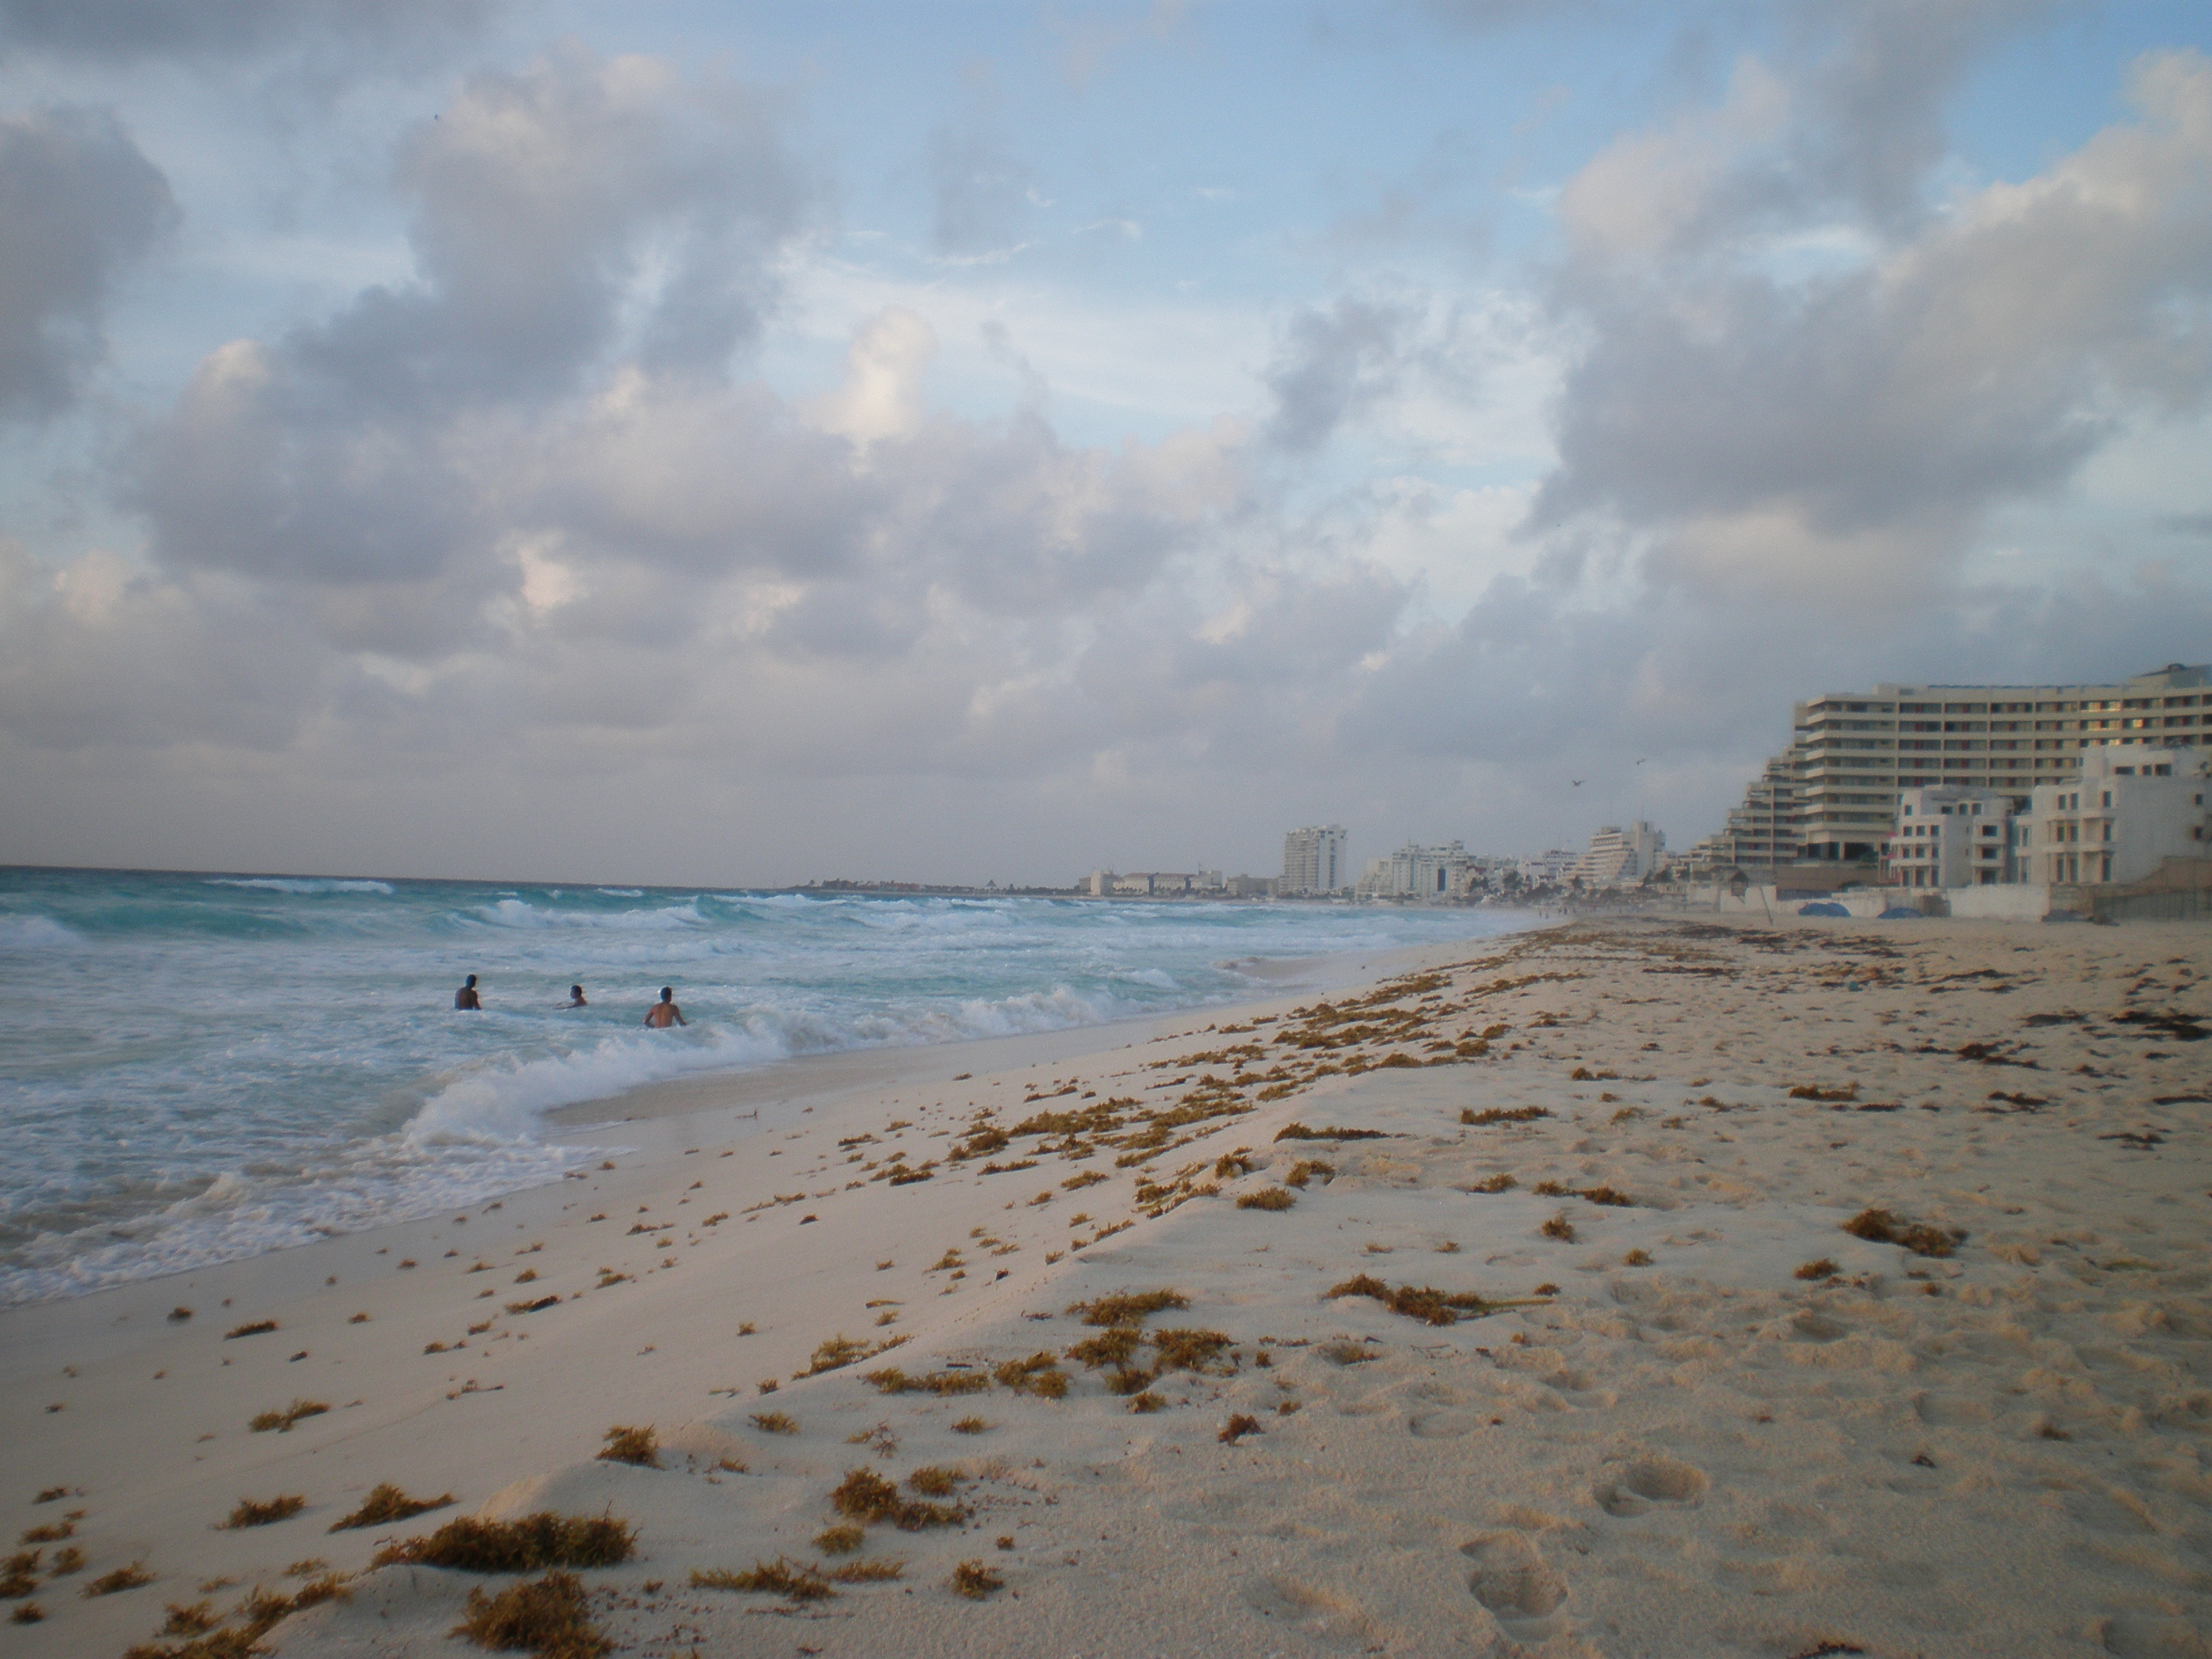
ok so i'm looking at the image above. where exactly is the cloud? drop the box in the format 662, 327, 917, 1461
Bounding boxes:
1051, 0, 1189, 89
0, 541, 326, 752
131, 46, 815, 607
1782, 0, 2048, 229
1262, 296, 1418, 453
0, 105, 173, 420
807, 307, 938, 445
1555, 2, 2044, 258
1422, 0, 1600, 35
7, 16, 2212, 885
304, 45, 811, 409
1533, 39, 2212, 603
1553, 55, 1794, 262
927, 117, 1035, 258
0, 0, 502, 66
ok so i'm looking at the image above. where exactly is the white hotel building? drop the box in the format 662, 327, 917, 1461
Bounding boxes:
1281, 825, 1347, 895
1568, 821, 1665, 889
2019, 747, 2210, 888
1697, 661, 2211, 873
1886, 787, 2017, 889
1885, 747, 2209, 891
1357, 841, 1477, 899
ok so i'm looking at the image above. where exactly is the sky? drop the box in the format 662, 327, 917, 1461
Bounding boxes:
2, 0, 2210, 888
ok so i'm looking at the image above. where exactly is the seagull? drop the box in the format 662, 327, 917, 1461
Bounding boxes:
1635, 758, 1647, 766
1570, 779, 1584, 787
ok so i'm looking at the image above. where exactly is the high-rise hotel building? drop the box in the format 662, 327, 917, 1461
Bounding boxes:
1282, 825, 1347, 895
1695, 661, 2210, 872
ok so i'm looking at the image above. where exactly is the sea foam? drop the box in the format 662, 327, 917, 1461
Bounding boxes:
0, 867, 1524, 1304
208, 876, 396, 895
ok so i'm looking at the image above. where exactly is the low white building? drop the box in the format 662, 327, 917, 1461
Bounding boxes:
2020, 747, 2211, 886
1358, 840, 1477, 899
1568, 822, 1665, 889
1089, 869, 1223, 897
1519, 848, 1580, 888
1885, 787, 2018, 888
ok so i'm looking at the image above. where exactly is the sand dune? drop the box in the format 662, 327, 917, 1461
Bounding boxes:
6, 917, 2208, 1658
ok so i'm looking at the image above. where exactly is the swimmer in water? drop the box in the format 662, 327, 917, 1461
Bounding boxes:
565, 985, 588, 1008
642, 986, 686, 1028
455, 973, 481, 1010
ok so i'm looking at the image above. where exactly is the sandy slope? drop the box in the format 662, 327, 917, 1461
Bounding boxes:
5, 918, 2209, 1659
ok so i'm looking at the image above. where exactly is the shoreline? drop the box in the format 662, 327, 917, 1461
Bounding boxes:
0, 929, 1523, 1370
7, 914, 2205, 1658
541, 930, 1498, 1137
0, 921, 1533, 1320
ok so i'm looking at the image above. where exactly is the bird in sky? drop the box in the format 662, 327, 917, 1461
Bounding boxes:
1635, 758, 1647, 765
1571, 779, 1584, 787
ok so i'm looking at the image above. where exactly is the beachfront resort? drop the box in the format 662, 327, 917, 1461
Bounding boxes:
1074, 661, 2212, 924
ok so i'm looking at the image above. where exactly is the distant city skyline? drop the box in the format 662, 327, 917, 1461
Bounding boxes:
3, 3, 2210, 887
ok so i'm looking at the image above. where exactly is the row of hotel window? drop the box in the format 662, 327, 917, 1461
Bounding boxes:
1810, 695, 2208, 716
1814, 732, 2200, 748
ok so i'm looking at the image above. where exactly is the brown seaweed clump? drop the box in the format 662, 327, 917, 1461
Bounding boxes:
457, 1570, 610, 1656
596, 1426, 660, 1468
247, 1399, 329, 1433
222, 1496, 306, 1529
83, 1562, 157, 1597
861, 1368, 991, 1397
1843, 1208, 1964, 1258
1325, 1274, 1534, 1326
1069, 1290, 1189, 1326
990, 1353, 1069, 1398
329, 1484, 455, 1532
691, 1560, 834, 1603
373, 1513, 636, 1573
1462, 1106, 1550, 1126
828, 1469, 964, 1532
121, 1576, 351, 1659
948, 1560, 1003, 1599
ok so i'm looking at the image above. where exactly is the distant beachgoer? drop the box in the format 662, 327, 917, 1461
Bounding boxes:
455, 974, 482, 1010
643, 986, 687, 1028
566, 985, 588, 1007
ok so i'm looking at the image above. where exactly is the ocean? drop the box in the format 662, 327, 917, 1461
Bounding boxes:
0, 867, 1525, 1305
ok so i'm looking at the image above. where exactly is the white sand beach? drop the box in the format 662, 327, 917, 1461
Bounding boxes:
5, 916, 2209, 1659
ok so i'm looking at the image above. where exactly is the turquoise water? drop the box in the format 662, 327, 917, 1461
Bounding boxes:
0, 867, 1523, 1304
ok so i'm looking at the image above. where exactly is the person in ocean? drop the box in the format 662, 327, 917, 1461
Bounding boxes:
565, 985, 588, 1007
643, 986, 687, 1028
455, 974, 482, 1010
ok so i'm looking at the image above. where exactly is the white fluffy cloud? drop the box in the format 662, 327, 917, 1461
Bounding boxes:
1538, 33, 2212, 605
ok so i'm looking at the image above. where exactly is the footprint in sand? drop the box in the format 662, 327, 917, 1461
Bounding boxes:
1789, 1310, 1850, 1342
2096, 1614, 2212, 1658
1912, 1390, 1992, 1427
1594, 1454, 1709, 1517
1407, 1410, 1480, 1439
1462, 1533, 1569, 1639
1528, 1365, 1620, 1410
1238, 1575, 1384, 1651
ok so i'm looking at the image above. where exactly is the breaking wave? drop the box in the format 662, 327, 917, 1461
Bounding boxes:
0, 867, 1529, 1304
